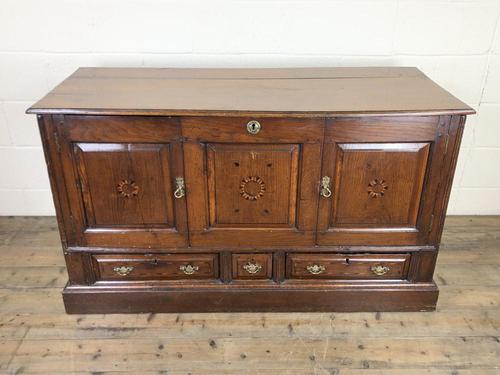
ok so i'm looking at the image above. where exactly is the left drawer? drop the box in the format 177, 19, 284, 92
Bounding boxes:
92, 253, 218, 281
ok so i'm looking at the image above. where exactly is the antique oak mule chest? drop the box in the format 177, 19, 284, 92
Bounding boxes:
28, 67, 474, 313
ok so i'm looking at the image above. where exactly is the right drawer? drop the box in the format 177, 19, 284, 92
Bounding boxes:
286, 253, 411, 280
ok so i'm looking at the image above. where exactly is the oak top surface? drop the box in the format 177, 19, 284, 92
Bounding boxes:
27, 67, 474, 117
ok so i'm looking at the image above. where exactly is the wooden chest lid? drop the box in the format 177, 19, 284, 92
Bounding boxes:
27, 67, 475, 117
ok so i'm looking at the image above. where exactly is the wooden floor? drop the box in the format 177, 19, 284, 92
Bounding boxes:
0, 216, 498, 374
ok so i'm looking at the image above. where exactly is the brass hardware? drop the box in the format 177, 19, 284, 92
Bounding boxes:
320, 176, 332, 198
243, 262, 262, 274
307, 264, 326, 275
113, 266, 134, 276
179, 264, 199, 275
371, 265, 390, 276
246, 120, 261, 135
174, 177, 185, 199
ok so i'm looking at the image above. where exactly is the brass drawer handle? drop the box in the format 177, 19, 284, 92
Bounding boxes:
174, 177, 185, 199
320, 176, 332, 198
371, 265, 390, 276
113, 266, 134, 276
243, 262, 262, 274
307, 264, 326, 275
246, 120, 261, 135
179, 264, 199, 275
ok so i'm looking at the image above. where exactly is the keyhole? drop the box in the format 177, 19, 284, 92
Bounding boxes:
247, 120, 261, 134
345, 258, 350, 264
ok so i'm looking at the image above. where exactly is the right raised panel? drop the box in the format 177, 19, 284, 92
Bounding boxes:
317, 116, 444, 246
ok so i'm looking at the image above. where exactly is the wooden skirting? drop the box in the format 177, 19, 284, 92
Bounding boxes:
63, 283, 439, 314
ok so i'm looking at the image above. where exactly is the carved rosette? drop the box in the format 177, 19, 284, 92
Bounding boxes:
117, 180, 139, 198
367, 179, 388, 198
240, 176, 265, 201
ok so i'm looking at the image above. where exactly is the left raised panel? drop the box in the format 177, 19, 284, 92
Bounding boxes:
57, 116, 188, 248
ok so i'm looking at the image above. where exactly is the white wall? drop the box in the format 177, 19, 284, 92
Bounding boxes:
1, 0, 500, 215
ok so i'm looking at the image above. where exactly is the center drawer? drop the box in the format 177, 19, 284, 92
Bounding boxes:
286, 253, 410, 280
92, 253, 218, 281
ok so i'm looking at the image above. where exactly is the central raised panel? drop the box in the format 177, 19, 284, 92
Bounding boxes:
182, 116, 323, 247
207, 143, 299, 227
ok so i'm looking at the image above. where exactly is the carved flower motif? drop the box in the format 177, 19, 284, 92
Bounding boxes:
240, 176, 265, 200
367, 179, 388, 198
117, 180, 139, 198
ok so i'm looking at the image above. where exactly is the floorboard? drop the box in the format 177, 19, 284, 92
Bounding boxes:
0, 216, 498, 374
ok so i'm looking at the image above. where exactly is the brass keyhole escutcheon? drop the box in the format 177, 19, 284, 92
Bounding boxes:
246, 120, 261, 135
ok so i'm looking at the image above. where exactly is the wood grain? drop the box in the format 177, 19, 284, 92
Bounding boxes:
27, 67, 474, 117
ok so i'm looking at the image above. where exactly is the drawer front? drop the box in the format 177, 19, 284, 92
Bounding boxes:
232, 253, 273, 280
286, 253, 410, 280
93, 254, 218, 281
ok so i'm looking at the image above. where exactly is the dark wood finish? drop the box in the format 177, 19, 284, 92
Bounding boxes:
62, 283, 439, 313
92, 253, 218, 281
286, 253, 411, 280
29, 67, 473, 313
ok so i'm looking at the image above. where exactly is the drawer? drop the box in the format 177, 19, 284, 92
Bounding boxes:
92, 254, 218, 281
232, 253, 273, 280
286, 253, 410, 280
181, 116, 323, 143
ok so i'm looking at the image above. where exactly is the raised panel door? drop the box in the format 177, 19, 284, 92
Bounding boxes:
57, 116, 188, 248
317, 116, 444, 246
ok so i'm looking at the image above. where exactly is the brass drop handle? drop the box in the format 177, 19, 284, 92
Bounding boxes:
179, 264, 199, 275
371, 265, 390, 276
320, 176, 332, 198
246, 120, 261, 135
174, 177, 185, 199
307, 264, 326, 275
113, 266, 134, 276
243, 262, 262, 274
